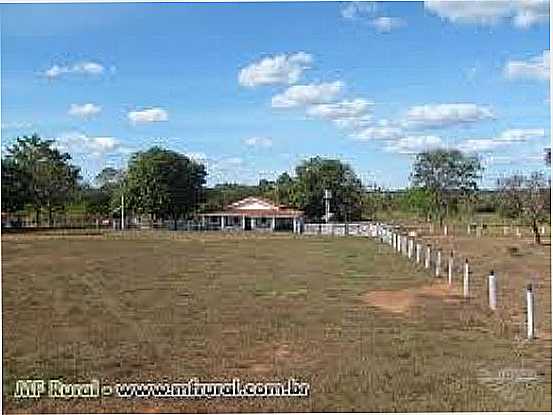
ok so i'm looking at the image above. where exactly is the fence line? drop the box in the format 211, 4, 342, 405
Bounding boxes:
302, 220, 539, 342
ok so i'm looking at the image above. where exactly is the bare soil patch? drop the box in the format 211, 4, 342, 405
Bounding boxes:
363, 282, 462, 315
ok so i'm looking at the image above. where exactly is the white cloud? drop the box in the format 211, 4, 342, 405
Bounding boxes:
385, 135, 443, 154
55, 132, 122, 157
457, 138, 503, 153
184, 151, 208, 162
457, 128, 546, 153
244, 136, 273, 148
403, 103, 494, 129
341, 3, 406, 32
44, 61, 106, 79
1, 121, 33, 130
504, 50, 550, 81
369, 16, 406, 32
333, 116, 373, 130
225, 157, 243, 165
424, 0, 549, 28
307, 98, 373, 120
68, 103, 101, 118
341, 2, 378, 20
498, 128, 545, 142
271, 81, 344, 108
238, 52, 313, 87
351, 125, 404, 141
127, 107, 169, 124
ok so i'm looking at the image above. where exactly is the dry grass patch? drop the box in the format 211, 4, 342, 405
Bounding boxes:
2, 232, 550, 412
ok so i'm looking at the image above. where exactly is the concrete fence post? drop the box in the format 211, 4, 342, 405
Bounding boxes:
444, 225, 448, 236
392, 232, 396, 249
488, 270, 497, 311
397, 235, 402, 254
448, 251, 453, 285
425, 245, 431, 270
526, 283, 534, 340
467, 223, 471, 235
435, 249, 442, 277
476, 226, 481, 238
416, 243, 421, 264
408, 239, 413, 259
503, 226, 508, 236
540, 225, 546, 235
516, 226, 521, 238
463, 259, 469, 298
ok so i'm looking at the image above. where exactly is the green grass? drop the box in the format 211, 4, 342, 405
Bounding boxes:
2, 232, 551, 413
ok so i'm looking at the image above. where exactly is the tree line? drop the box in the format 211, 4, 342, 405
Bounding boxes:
2, 134, 550, 242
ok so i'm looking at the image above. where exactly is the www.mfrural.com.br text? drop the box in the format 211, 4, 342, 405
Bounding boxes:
14, 378, 310, 399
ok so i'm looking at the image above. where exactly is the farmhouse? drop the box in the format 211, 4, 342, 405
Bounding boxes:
201, 197, 304, 232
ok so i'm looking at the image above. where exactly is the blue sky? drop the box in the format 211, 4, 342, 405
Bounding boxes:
1, 1, 550, 188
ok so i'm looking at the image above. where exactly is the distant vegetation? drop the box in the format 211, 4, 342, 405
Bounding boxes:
2, 134, 550, 242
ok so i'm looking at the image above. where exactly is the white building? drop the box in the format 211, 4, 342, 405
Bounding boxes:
200, 197, 304, 233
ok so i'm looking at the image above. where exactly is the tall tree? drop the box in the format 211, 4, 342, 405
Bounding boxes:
411, 148, 483, 225
294, 157, 364, 221
4, 134, 80, 225
1, 157, 29, 213
124, 147, 207, 227
498, 172, 550, 244
275, 172, 296, 206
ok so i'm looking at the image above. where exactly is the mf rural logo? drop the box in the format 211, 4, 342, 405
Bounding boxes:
14, 379, 110, 399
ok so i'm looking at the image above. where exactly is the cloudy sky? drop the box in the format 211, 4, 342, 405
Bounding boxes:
0, 1, 550, 188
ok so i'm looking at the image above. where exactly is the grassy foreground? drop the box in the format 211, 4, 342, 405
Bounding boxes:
2, 232, 551, 413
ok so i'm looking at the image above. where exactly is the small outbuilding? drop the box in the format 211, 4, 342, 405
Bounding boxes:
200, 197, 304, 233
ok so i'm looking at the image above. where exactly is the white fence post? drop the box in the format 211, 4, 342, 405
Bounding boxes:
448, 251, 453, 285
467, 223, 471, 235
416, 242, 421, 264
425, 245, 431, 269
463, 259, 469, 298
435, 249, 442, 277
408, 239, 413, 259
488, 270, 497, 311
444, 225, 448, 236
503, 226, 508, 236
476, 226, 481, 238
540, 225, 546, 235
526, 283, 534, 340
516, 226, 521, 238
397, 234, 402, 254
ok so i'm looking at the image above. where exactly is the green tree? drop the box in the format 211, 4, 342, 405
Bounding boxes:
275, 172, 296, 206
124, 147, 207, 227
4, 134, 80, 225
294, 157, 364, 221
399, 187, 434, 219
1, 157, 29, 213
498, 172, 551, 244
411, 148, 483, 225
75, 184, 113, 217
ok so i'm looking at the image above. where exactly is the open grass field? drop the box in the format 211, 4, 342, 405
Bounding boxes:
2, 231, 551, 413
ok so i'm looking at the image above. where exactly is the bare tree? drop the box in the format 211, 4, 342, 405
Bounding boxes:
498, 172, 551, 244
